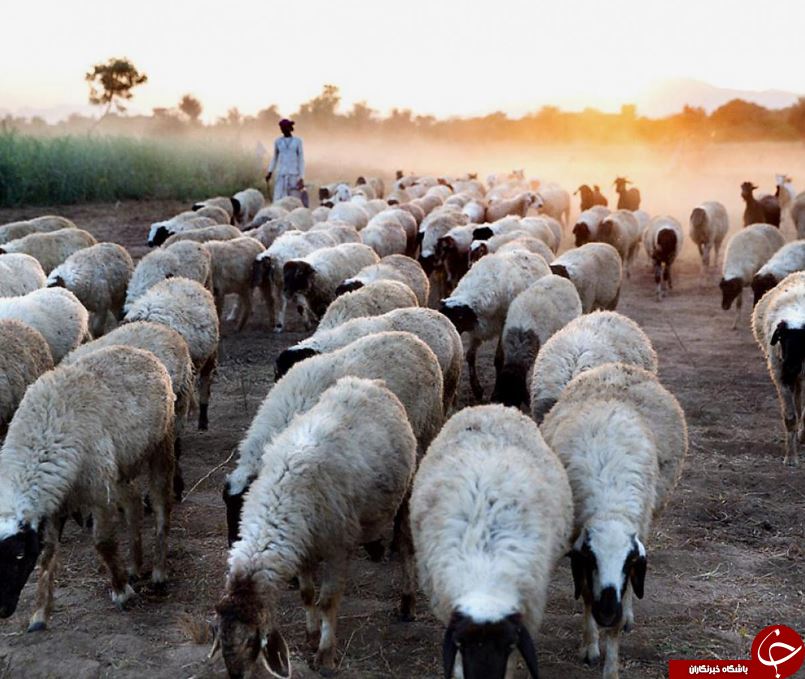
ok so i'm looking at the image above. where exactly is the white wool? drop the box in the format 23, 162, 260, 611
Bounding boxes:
755, 240, 805, 281
722, 223, 785, 283
0, 253, 46, 297
318, 280, 418, 330
550, 242, 622, 313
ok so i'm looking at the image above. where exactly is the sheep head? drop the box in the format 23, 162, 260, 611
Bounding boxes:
0, 522, 43, 619
570, 523, 646, 629
771, 320, 805, 387
751, 273, 778, 307
719, 277, 743, 310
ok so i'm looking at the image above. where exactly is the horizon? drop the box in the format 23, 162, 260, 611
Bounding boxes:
4, 0, 805, 124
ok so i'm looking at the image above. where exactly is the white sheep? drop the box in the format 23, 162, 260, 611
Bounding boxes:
720, 223, 785, 329
162, 224, 242, 246
541, 362, 687, 679
492, 274, 583, 408
530, 311, 658, 423
124, 240, 212, 314
252, 230, 338, 332
213, 377, 416, 677
275, 306, 462, 410
124, 276, 219, 431
337, 254, 429, 306
790, 191, 805, 239
192, 196, 235, 219
0, 346, 175, 630
572, 206, 611, 247
550, 242, 623, 313
231, 188, 265, 226
0, 216, 76, 245
317, 279, 419, 330
0, 287, 89, 363
204, 237, 266, 331
147, 216, 219, 247
597, 210, 642, 277
311, 205, 331, 222
243, 217, 295, 248
752, 271, 805, 466
222, 331, 443, 546
47, 242, 134, 336
485, 193, 538, 222
0, 228, 97, 274
440, 250, 550, 400
273, 195, 304, 212
0, 320, 53, 433
642, 216, 684, 301
286, 206, 315, 230
283, 242, 380, 329
245, 205, 289, 229
411, 404, 572, 679
0, 253, 46, 297
496, 235, 555, 262
689, 201, 729, 272
309, 221, 361, 244
360, 213, 407, 257
327, 201, 369, 230
751, 240, 805, 306
536, 184, 571, 226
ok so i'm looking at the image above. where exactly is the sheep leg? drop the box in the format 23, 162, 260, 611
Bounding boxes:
235, 291, 252, 332
732, 291, 742, 330
467, 337, 484, 402
172, 435, 185, 501
258, 282, 275, 328
119, 481, 143, 580
653, 262, 663, 301
315, 556, 346, 673
622, 588, 635, 633
665, 263, 673, 291
90, 307, 107, 338
579, 590, 600, 666
197, 353, 217, 431
274, 294, 289, 333
299, 568, 320, 649
148, 433, 174, 587
93, 507, 134, 609
27, 520, 60, 632
493, 335, 504, 376
780, 384, 800, 466
602, 626, 621, 679
392, 494, 417, 621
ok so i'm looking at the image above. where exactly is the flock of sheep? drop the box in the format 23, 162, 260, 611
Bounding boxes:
0, 167, 803, 679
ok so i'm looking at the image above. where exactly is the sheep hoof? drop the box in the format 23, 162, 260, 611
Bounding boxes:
315, 648, 336, 674
623, 620, 634, 634
273, 324, 284, 334
112, 584, 135, 610
783, 455, 799, 467
362, 539, 385, 562
399, 594, 416, 622
27, 621, 46, 633
306, 630, 321, 650
581, 648, 600, 666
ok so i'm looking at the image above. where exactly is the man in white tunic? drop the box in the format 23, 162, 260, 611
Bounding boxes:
265, 118, 304, 202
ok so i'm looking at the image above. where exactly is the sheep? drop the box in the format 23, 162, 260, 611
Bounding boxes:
0, 216, 76, 245
474, 216, 559, 254
327, 201, 369, 230
419, 210, 468, 279
309, 221, 361, 244
245, 205, 289, 229
642, 216, 684, 301
411, 404, 572, 679
47, 243, 134, 337
398, 201, 425, 226
283, 242, 380, 329
124, 240, 212, 314
462, 199, 486, 223
720, 223, 785, 329
530, 311, 658, 423
752, 271, 805, 466
0, 320, 53, 434
276, 307, 461, 410
194, 205, 232, 224
231, 188, 265, 226
204, 237, 267, 331
243, 217, 295, 248
550, 242, 623, 313
213, 377, 416, 677
790, 191, 805, 239
0, 228, 97, 274
286, 206, 315, 230
541, 362, 687, 678
440, 250, 551, 401
124, 277, 219, 431
689, 201, 729, 272
311, 205, 330, 222
0, 346, 174, 630
495, 235, 555, 262
0, 253, 46, 297
274, 195, 304, 212
575, 185, 608, 211
360, 213, 407, 257
597, 210, 642, 277
573, 206, 611, 246
485, 192, 538, 222
492, 274, 583, 408
613, 177, 640, 210
147, 216, 219, 247
192, 196, 235, 219
162, 224, 242, 246
317, 280, 418, 330
369, 208, 418, 255
0, 287, 88, 363
536, 185, 571, 226
750, 240, 805, 306
741, 182, 780, 227
337, 254, 429, 306
252, 230, 340, 332
775, 174, 796, 213
222, 331, 443, 547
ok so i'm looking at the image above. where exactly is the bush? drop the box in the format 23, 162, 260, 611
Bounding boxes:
0, 132, 261, 207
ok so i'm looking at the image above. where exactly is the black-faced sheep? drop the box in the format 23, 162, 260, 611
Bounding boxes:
642, 216, 684, 301
317, 280, 419, 330
0, 228, 97, 274
230, 188, 265, 226
751, 240, 805, 306
336, 254, 429, 306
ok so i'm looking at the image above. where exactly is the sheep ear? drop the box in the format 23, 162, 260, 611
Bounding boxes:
630, 538, 647, 599
569, 549, 585, 599
515, 621, 540, 679
442, 614, 461, 679
771, 321, 787, 346
261, 629, 291, 678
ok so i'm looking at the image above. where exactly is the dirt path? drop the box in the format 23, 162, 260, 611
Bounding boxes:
0, 202, 802, 678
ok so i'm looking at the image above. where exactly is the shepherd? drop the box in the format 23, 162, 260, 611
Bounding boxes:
265, 118, 305, 203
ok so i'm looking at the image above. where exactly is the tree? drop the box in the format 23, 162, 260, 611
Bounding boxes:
178, 94, 202, 122
788, 97, 805, 136
85, 58, 148, 123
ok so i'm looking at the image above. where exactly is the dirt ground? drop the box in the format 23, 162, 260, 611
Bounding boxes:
0, 199, 803, 679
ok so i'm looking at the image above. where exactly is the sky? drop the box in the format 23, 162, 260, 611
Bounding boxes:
2, 0, 805, 122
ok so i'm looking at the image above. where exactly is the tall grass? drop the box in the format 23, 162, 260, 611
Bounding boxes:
0, 132, 261, 206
